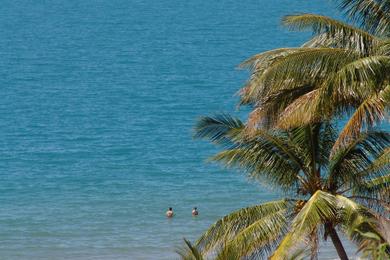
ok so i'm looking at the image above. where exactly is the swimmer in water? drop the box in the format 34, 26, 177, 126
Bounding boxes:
192, 207, 198, 216
166, 207, 174, 218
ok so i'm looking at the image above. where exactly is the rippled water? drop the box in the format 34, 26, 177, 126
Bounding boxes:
0, 0, 359, 259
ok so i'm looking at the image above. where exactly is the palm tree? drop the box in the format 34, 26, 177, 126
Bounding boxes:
238, 1, 390, 151
187, 114, 390, 259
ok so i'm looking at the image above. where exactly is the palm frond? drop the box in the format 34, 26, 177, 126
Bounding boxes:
336, 195, 390, 258
216, 209, 289, 259
283, 13, 378, 54
238, 48, 308, 106
332, 86, 390, 151
328, 131, 390, 191
338, 0, 390, 35
317, 123, 338, 167
353, 175, 390, 212
336, 195, 371, 226
239, 48, 301, 71
357, 147, 390, 179
245, 107, 267, 131
252, 85, 315, 129
195, 199, 292, 254
333, 56, 390, 101
194, 114, 244, 146
365, 174, 390, 191
270, 191, 338, 259
210, 129, 309, 191
276, 89, 322, 129
302, 32, 341, 48
376, 39, 390, 55
352, 147, 390, 207
277, 57, 389, 131
336, 148, 390, 212
287, 248, 311, 260
250, 48, 360, 100
177, 239, 204, 260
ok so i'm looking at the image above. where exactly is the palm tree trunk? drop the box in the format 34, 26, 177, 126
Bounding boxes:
328, 227, 349, 260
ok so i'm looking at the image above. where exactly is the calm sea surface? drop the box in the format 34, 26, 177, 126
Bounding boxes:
1, 0, 360, 259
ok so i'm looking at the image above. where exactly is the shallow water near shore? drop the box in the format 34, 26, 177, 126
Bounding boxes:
1, 0, 362, 259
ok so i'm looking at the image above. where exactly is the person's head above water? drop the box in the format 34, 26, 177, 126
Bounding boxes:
193, 207, 197, 210
166, 207, 174, 218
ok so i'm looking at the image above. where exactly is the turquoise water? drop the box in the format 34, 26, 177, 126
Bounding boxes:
0, 1, 358, 259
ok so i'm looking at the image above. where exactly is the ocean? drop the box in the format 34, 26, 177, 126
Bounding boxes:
0, 0, 358, 259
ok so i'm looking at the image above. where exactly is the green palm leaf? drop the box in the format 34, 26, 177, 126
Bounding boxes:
251, 48, 360, 99
215, 209, 289, 259
338, 0, 390, 35
210, 128, 308, 190
333, 86, 390, 149
336, 195, 390, 258
194, 114, 244, 146
283, 13, 378, 54
195, 199, 292, 254
177, 239, 204, 260
328, 131, 390, 191
271, 191, 338, 259
333, 56, 390, 100
239, 48, 309, 106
